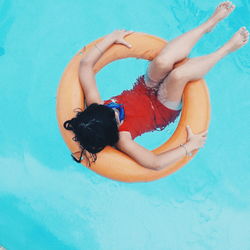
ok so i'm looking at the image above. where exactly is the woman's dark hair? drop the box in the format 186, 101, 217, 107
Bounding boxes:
63, 103, 119, 166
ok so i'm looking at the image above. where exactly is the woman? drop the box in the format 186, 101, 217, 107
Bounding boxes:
64, 1, 249, 170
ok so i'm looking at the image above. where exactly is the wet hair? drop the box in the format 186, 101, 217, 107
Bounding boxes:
63, 103, 119, 166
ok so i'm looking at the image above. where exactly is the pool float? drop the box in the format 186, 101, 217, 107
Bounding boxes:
56, 32, 210, 183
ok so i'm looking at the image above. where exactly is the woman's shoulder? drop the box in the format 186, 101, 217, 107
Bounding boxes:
116, 131, 133, 149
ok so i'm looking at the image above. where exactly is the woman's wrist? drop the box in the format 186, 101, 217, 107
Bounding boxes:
82, 34, 115, 64
104, 33, 116, 43
94, 34, 116, 54
181, 142, 193, 156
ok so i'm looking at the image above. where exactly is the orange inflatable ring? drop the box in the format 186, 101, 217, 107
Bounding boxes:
56, 32, 210, 183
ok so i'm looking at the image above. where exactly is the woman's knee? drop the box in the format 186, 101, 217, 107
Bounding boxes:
145, 57, 173, 86
153, 55, 174, 71
167, 67, 187, 82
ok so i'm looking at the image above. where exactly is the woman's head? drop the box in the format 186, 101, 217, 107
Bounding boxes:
63, 103, 119, 164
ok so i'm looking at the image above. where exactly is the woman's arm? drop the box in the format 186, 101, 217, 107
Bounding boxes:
117, 134, 190, 170
80, 34, 115, 67
81, 30, 134, 67
79, 30, 134, 106
117, 126, 207, 171
157, 141, 195, 170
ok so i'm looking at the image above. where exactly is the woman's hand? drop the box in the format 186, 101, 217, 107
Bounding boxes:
109, 29, 134, 48
185, 125, 208, 152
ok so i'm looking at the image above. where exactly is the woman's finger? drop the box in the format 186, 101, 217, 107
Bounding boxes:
186, 125, 193, 137
125, 30, 134, 35
200, 130, 208, 136
119, 39, 132, 48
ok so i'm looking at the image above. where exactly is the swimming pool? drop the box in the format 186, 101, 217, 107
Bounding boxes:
0, 0, 250, 249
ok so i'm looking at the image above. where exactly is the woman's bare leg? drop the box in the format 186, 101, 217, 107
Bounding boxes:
157, 27, 249, 109
145, 1, 235, 88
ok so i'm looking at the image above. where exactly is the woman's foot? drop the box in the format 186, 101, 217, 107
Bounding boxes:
222, 27, 249, 53
203, 1, 236, 33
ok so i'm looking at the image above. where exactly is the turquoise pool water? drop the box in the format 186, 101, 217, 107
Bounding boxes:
1, 0, 250, 249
